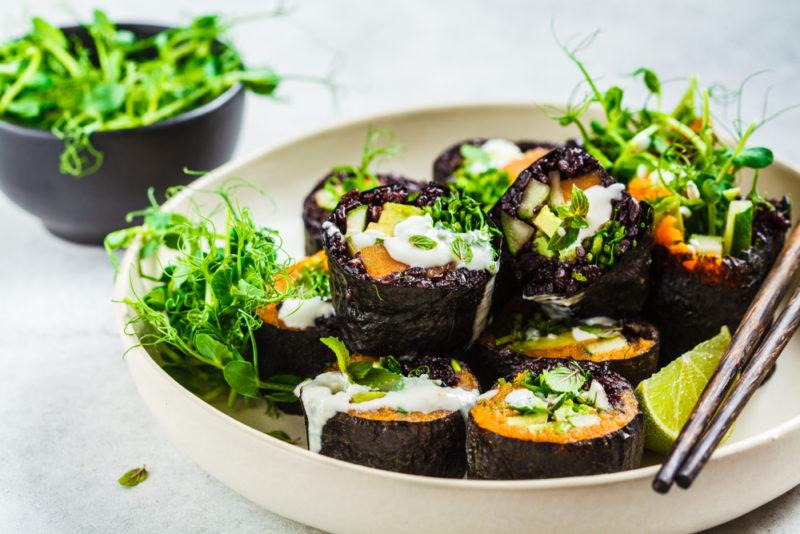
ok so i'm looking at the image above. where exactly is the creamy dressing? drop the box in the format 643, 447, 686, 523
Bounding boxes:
478, 389, 498, 401
295, 373, 480, 453
353, 214, 497, 272
505, 389, 547, 411
571, 183, 626, 250
467, 138, 523, 174
278, 297, 335, 329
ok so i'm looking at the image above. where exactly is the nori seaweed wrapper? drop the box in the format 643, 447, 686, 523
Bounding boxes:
323, 182, 501, 356
648, 198, 791, 361
302, 171, 420, 255
466, 360, 644, 479
432, 138, 558, 184
309, 355, 478, 477
492, 146, 654, 317
469, 309, 660, 387
254, 312, 338, 380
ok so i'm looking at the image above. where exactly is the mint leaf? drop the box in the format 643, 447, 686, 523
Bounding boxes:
409, 234, 437, 250
450, 236, 474, 264
570, 186, 590, 217
547, 226, 579, 251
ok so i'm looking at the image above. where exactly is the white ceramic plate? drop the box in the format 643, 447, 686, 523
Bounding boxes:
114, 103, 800, 534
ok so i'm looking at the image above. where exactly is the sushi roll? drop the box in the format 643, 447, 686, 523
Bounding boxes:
491, 146, 654, 317
302, 128, 419, 254
472, 303, 659, 387
433, 138, 556, 211
295, 338, 480, 477
645, 193, 790, 359
255, 251, 338, 381
466, 360, 644, 479
323, 182, 501, 356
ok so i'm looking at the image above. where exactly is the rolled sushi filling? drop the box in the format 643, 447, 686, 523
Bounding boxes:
326, 183, 500, 283
295, 338, 479, 453
447, 139, 553, 211
490, 312, 655, 362
494, 147, 652, 300
473, 365, 638, 443
258, 251, 334, 330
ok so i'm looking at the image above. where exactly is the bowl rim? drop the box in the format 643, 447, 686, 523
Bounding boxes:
113, 99, 800, 491
0, 21, 245, 139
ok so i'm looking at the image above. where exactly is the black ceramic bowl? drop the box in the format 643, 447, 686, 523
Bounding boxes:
0, 23, 246, 244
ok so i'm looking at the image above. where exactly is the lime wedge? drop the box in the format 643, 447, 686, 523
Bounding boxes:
635, 327, 732, 454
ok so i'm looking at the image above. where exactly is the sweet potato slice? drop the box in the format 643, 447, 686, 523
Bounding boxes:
359, 244, 409, 279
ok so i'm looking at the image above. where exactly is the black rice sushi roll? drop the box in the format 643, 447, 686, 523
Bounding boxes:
302, 128, 419, 254
323, 182, 501, 356
491, 146, 653, 317
466, 360, 644, 479
433, 138, 556, 211
295, 338, 480, 477
646, 193, 791, 360
472, 303, 659, 387
255, 251, 337, 381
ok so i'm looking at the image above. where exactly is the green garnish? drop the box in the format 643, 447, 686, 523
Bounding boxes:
450, 359, 462, 373
0, 10, 295, 177
451, 143, 512, 212
409, 234, 437, 250
351, 391, 387, 403
106, 185, 302, 412
450, 236, 474, 264
542, 366, 586, 393
295, 263, 331, 299
552, 30, 792, 239
320, 336, 404, 392
118, 465, 149, 488
424, 187, 497, 238
548, 185, 590, 252
316, 126, 400, 211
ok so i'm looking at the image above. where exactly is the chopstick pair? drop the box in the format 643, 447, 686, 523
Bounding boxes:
653, 222, 800, 493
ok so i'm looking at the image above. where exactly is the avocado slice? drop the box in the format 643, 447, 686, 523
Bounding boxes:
500, 211, 535, 255
378, 202, 424, 228
533, 205, 561, 238
517, 331, 575, 351
518, 181, 551, 220
723, 200, 753, 256
365, 221, 395, 236
507, 413, 549, 428
533, 235, 554, 259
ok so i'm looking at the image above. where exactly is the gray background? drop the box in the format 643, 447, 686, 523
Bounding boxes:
1, 0, 799, 532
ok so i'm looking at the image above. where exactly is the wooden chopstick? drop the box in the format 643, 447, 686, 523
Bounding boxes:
653, 223, 800, 493
674, 283, 800, 487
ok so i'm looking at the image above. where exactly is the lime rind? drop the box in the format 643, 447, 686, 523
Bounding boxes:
635, 327, 732, 454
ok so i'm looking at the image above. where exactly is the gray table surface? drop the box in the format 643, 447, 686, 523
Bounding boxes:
1, 1, 799, 532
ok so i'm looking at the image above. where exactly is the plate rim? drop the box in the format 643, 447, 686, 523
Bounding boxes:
113, 100, 800, 491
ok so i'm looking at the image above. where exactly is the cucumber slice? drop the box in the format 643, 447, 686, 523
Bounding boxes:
500, 212, 535, 255
688, 234, 723, 256
345, 205, 368, 235
723, 200, 753, 256
549, 171, 564, 205
533, 235, 554, 258
518, 181, 551, 220
585, 335, 629, 355
533, 205, 561, 238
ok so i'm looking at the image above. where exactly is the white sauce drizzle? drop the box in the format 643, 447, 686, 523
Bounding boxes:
352, 214, 497, 272
478, 389, 498, 401
295, 373, 480, 453
277, 297, 335, 329
467, 138, 523, 174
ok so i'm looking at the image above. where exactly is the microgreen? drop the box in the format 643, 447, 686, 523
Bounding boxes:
424, 187, 499, 243
295, 263, 331, 299
0, 10, 298, 177
451, 143, 512, 211
320, 336, 404, 392
551, 28, 793, 239
317, 126, 401, 211
107, 185, 302, 412
118, 465, 149, 488
548, 186, 589, 252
